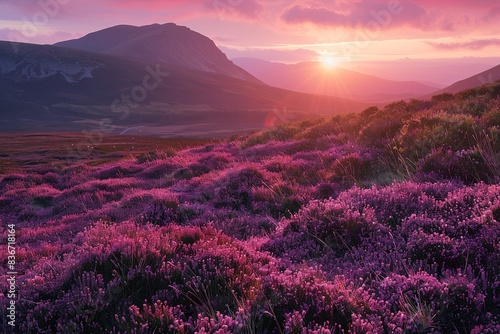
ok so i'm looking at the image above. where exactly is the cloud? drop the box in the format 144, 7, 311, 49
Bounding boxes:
1, 0, 499, 49
0, 28, 20, 41
220, 46, 318, 63
203, 0, 263, 19
103, 0, 263, 19
427, 39, 500, 50
483, 5, 500, 22
0, 0, 264, 21
282, 6, 351, 27
413, 0, 499, 8
0, 0, 40, 13
0, 27, 75, 44
281, 0, 493, 32
282, 1, 436, 29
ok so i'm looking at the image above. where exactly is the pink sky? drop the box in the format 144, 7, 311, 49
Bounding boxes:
1, 0, 500, 64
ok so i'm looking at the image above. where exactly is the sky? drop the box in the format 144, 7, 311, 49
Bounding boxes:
1, 0, 500, 67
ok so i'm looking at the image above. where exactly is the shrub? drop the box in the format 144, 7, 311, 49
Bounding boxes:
136, 150, 176, 163
358, 117, 404, 148
264, 200, 380, 261
415, 148, 492, 184
141, 198, 179, 226
97, 163, 141, 179
432, 92, 455, 103
406, 230, 463, 269
397, 113, 476, 161
330, 153, 371, 183
212, 167, 264, 210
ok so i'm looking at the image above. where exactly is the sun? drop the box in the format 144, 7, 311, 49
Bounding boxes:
320, 55, 338, 69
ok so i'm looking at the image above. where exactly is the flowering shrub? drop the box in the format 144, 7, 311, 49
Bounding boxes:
330, 153, 371, 183
415, 148, 491, 184
2, 83, 500, 332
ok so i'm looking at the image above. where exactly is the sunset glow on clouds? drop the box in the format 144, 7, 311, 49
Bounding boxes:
0, 0, 499, 63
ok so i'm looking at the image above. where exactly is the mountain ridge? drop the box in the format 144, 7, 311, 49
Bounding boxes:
233, 57, 440, 102
0, 41, 368, 134
437, 63, 500, 94
55, 23, 262, 84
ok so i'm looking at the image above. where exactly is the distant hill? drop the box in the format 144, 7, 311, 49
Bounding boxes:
233, 57, 440, 102
437, 63, 500, 94
55, 23, 261, 84
0, 41, 367, 134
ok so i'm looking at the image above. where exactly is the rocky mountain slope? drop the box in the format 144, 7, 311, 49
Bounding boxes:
56, 23, 261, 83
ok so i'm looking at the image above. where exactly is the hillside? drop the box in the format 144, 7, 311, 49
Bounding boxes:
233, 57, 440, 102
55, 23, 261, 83
1, 83, 499, 333
439, 63, 500, 94
0, 41, 367, 134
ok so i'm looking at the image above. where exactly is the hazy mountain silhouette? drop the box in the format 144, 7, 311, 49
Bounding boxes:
437, 63, 500, 94
233, 57, 440, 102
55, 23, 261, 84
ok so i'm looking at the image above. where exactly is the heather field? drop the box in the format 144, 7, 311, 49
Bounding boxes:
2, 84, 500, 333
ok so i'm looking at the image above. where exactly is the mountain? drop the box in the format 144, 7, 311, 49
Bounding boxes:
0, 41, 367, 135
55, 23, 261, 84
233, 57, 440, 102
343, 58, 500, 87
437, 63, 500, 94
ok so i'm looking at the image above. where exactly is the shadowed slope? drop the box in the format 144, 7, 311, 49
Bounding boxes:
0, 41, 367, 134
56, 23, 262, 83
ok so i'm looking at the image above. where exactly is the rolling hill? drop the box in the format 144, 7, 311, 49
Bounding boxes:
0, 41, 367, 135
233, 57, 440, 102
437, 63, 500, 94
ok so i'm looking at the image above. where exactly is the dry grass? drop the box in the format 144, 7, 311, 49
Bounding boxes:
0, 132, 214, 174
